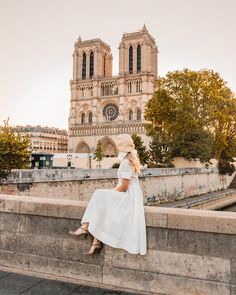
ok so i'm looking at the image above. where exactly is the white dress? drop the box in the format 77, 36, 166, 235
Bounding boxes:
81, 159, 147, 255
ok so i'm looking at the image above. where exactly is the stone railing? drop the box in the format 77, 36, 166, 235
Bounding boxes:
69, 122, 145, 136
0, 194, 235, 294
1, 168, 234, 205
5, 167, 219, 183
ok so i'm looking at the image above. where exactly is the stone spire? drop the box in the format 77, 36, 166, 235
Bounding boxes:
142, 24, 148, 32
77, 35, 82, 42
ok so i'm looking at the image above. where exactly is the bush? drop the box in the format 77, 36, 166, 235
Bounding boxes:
218, 159, 235, 176
147, 162, 174, 168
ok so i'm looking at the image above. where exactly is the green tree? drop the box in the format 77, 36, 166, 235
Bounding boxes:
0, 120, 31, 181
148, 135, 174, 168
93, 140, 104, 168
131, 133, 149, 165
218, 135, 236, 175
145, 69, 236, 174
171, 127, 213, 163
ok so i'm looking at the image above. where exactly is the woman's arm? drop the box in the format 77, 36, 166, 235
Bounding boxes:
115, 178, 129, 192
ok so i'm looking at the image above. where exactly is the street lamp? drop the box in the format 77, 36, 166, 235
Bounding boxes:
67, 154, 72, 169
88, 153, 92, 170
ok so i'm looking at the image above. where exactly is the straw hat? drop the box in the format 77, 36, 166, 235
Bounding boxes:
116, 134, 135, 153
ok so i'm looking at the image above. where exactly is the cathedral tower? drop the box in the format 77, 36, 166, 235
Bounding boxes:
72, 37, 113, 81
119, 24, 157, 76
68, 26, 158, 168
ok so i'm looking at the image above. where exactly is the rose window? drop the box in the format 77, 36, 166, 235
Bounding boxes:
103, 103, 119, 121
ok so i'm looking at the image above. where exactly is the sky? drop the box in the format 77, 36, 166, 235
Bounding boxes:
0, 0, 235, 129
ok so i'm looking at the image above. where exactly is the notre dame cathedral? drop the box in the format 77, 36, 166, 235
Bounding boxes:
68, 25, 158, 162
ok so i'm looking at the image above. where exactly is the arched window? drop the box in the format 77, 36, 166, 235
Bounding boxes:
81, 87, 85, 98
81, 113, 85, 124
88, 112, 93, 124
89, 52, 94, 79
137, 108, 141, 121
129, 109, 133, 121
90, 86, 93, 97
128, 81, 132, 94
129, 46, 133, 74
103, 54, 106, 77
137, 44, 141, 73
82, 53, 86, 80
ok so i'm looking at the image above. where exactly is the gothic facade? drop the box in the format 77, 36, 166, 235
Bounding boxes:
68, 25, 158, 160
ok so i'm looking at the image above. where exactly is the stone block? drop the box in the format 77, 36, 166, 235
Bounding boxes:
0, 195, 21, 213
147, 227, 168, 250
231, 258, 236, 285
19, 197, 86, 219
167, 209, 236, 234
103, 266, 150, 293
144, 206, 167, 227
0, 231, 104, 265
209, 232, 236, 259
167, 229, 211, 256
0, 249, 103, 284
149, 273, 230, 295
0, 212, 20, 232
104, 247, 231, 282
167, 229, 235, 259
18, 214, 79, 237
231, 285, 236, 295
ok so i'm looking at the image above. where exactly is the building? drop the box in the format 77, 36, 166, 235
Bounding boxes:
15, 125, 68, 154
68, 25, 158, 167
31, 153, 54, 169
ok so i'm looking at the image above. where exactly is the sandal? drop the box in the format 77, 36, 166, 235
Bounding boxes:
88, 241, 103, 255
68, 226, 89, 239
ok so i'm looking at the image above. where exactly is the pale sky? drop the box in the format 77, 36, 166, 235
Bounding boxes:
0, 0, 235, 129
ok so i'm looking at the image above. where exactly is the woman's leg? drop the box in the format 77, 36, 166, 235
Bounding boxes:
88, 236, 102, 255
72, 222, 89, 235
81, 222, 89, 230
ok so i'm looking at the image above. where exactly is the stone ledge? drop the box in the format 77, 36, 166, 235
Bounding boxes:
0, 194, 235, 234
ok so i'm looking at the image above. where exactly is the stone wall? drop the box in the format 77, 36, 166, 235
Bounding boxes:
0, 194, 235, 294
1, 168, 235, 204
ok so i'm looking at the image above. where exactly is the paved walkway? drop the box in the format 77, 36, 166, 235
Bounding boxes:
158, 188, 236, 208
0, 270, 134, 295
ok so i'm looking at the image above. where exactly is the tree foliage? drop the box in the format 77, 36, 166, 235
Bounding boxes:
0, 120, 31, 181
148, 135, 174, 168
145, 69, 236, 174
93, 140, 104, 166
171, 127, 213, 163
131, 133, 149, 165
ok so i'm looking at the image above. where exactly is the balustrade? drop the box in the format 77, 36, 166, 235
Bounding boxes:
70, 122, 145, 136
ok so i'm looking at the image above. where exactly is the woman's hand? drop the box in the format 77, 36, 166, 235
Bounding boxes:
114, 178, 129, 192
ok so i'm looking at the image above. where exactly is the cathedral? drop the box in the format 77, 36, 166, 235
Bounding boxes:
68, 25, 158, 165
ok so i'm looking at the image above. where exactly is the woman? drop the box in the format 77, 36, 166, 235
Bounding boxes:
69, 134, 147, 256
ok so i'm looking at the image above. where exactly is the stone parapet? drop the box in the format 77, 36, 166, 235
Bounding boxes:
1, 169, 235, 205
0, 194, 235, 294
3, 167, 222, 183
